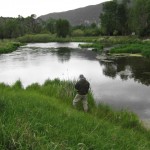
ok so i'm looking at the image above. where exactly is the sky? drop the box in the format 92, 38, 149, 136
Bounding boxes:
0, 0, 111, 18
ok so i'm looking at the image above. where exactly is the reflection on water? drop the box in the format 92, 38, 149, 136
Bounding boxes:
0, 42, 150, 119
100, 57, 150, 86
56, 47, 71, 62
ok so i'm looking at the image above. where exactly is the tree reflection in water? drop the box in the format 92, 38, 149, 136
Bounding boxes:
55, 47, 71, 63
99, 57, 150, 86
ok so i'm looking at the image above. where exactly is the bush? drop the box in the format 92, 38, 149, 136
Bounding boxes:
110, 43, 150, 57
71, 29, 84, 37
17, 34, 54, 43
0, 41, 22, 54
84, 28, 100, 36
142, 49, 150, 58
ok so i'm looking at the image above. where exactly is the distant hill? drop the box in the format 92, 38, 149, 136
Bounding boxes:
39, 3, 104, 26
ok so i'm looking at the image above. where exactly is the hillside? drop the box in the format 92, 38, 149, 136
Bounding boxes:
39, 3, 103, 26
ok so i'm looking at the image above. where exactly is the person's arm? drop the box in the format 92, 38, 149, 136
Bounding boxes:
75, 82, 79, 90
87, 82, 90, 91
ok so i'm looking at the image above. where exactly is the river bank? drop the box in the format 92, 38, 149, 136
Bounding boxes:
1, 35, 150, 58
0, 40, 22, 54
0, 80, 150, 149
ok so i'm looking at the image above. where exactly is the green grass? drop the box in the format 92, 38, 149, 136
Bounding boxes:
0, 79, 150, 149
17, 34, 141, 44
110, 43, 150, 58
17, 34, 100, 43
97, 36, 141, 45
79, 43, 103, 52
0, 40, 22, 54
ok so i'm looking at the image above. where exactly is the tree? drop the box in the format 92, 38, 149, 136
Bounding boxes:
100, 0, 129, 35
131, 0, 150, 36
46, 18, 56, 34
3, 19, 20, 38
56, 19, 70, 37
100, 1, 118, 35
116, 3, 128, 34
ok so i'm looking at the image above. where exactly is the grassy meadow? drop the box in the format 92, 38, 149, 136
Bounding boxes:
0, 79, 150, 149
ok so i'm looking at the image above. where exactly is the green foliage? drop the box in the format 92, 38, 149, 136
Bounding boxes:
17, 34, 141, 44
100, 1, 129, 35
100, 1, 118, 35
100, 0, 150, 37
0, 41, 22, 54
84, 28, 100, 36
72, 23, 100, 37
97, 36, 140, 46
17, 34, 55, 43
142, 49, 150, 58
0, 80, 150, 149
110, 43, 150, 58
96, 103, 141, 129
45, 18, 56, 34
12, 80, 23, 89
0, 15, 42, 39
71, 29, 84, 37
129, 0, 150, 36
17, 34, 101, 43
56, 19, 70, 38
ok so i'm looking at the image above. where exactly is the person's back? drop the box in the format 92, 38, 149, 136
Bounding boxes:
75, 77, 90, 95
73, 74, 90, 112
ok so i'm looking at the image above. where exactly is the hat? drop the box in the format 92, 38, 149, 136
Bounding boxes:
79, 74, 85, 79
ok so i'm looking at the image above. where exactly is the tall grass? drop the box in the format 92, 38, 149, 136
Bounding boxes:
97, 36, 141, 45
110, 43, 150, 58
17, 34, 56, 43
17, 34, 99, 43
0, 80, 150, 149
17, 34, 141, 44
0, 41, 22, 54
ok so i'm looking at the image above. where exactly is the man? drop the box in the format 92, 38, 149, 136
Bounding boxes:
73, 74, 90, 112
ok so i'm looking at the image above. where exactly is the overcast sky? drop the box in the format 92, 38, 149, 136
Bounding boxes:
0, 0, 111, 18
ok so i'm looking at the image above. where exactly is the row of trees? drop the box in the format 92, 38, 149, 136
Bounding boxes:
0, 14, 100, 39
0, 15, 71, 39
0, 14, 42, 39
100, 0, 150, 36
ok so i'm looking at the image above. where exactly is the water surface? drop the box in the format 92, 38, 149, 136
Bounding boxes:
0, 42, 150, 119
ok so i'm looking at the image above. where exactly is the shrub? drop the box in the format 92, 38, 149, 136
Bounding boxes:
0, 41, 22, 54
17, 34, 54, 43
71, 29, 84, 37
142, 49, 150, 58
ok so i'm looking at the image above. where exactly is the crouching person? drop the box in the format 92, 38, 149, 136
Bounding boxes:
73, 74, 90, 112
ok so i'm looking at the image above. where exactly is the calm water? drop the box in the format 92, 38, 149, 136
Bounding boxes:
0, 42, 150, 119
